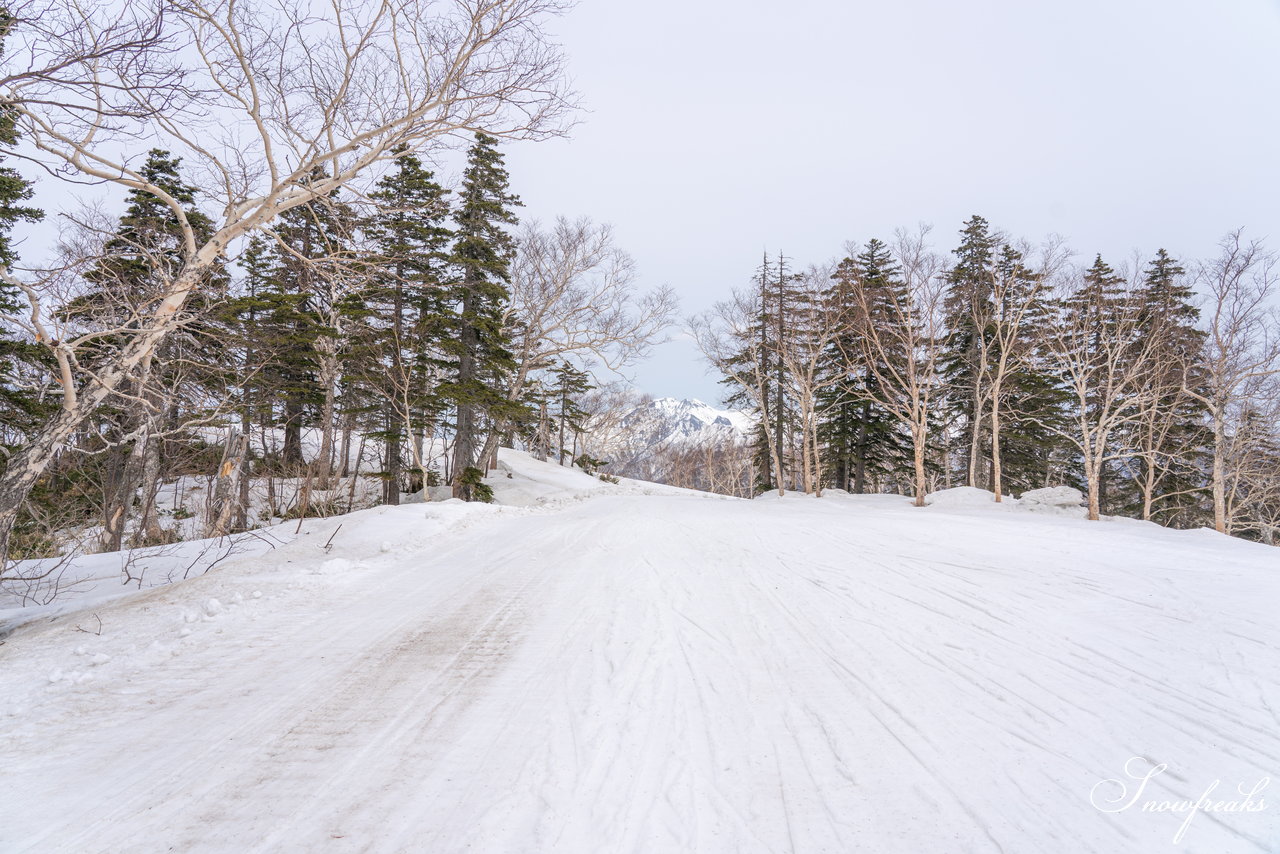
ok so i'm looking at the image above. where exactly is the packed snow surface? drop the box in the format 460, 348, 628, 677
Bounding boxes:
2, 451, 1278, 853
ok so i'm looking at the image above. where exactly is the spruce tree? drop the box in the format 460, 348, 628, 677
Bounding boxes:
1127, 249, 1208, 524
940, 215, 998, 487
265, 169, 354, 470
64, 149, 221, 549
0, 13, 46, 453
818, 239, 912, 492
358, 150, 453, 502
550, 360, 593, 465
1061, 254, 1129, 510
216, 235, 281, 525
986, 244, 1069, 494
444, 132, 521, 500
721, 252, 803, 493
68, 149, 220, 362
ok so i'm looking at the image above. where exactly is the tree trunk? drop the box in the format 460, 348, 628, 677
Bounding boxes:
1139, 449, 1157, 522
967, 367, 984, 487
384, 413, 401, 506
133, 421, 165, 546
339, 409, 354, 479
282, 395, 304, 468
1084, 451, 1101, 521
853, 404, 867, 494
451, 278, 478, 498
990, 385, 1004, 502
911, 422, 928, 507
101, 434, 146, 553
478, 430, 503, 480
207, 431, 249, 538
536, 399, 549, 461
1212, 412, 1227, 534
316, 354, 338, 487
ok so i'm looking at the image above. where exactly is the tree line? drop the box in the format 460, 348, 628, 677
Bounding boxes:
694, 218, 1280, 543
0, 1, 685, 575
0, 133, 672, 561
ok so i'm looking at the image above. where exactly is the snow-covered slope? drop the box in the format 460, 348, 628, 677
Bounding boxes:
2, 452, 1278, 853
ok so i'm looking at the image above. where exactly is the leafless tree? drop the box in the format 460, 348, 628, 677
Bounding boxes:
477, 217, 676, 468
983, 239, 1068, 501
690, 291, 788, 495
1181, 232, 1280, 534
0, 0, 573, 559
578, 384, 645, 464
1221, 377, 1280, 544
774, 263, 846, 495
841, 228, 952, 506
661, 437, 754, 498
1037, 269, 1163, 521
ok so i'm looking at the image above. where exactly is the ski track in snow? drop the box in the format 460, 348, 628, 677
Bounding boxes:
2, 468, 1279, 853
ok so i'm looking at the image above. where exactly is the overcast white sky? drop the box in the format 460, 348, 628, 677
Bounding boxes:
504, 0, 1280, 404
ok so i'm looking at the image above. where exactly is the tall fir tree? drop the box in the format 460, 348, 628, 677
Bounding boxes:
444, 132, 522, 500
216, 234, 282, 525
940, 215, 998, 487
64, 149, 221, 549
265, 169, 354, 469
1125, 248, 1208, 524
550, 360, 593, 465
818, 239, 912, 492
1059, 254, 1130, 511
0, 8, 46, 454
721, 252, 804, 493
358, 150, 453, 502
986, 243, 1069, 494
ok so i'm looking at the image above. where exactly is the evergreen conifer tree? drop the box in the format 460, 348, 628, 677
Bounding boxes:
444, 132, 522, 500
0, 10, 46, 452
985, 244, 1069, 494
550, 360, 593, 465
818, 239, 912, 492
266, 169, 354, 470
722, 252, 802, 493
940, 215, 998, 487
64, 149, 221, 548
1061, 254, 1130, 510
359, 150, 453, 502
1127, 249, 1209, 523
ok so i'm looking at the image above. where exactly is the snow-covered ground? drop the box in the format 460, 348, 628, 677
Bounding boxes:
1, 452, 1277, 852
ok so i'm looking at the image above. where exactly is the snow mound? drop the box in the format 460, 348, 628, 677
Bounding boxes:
1019, 486, 1087, 517
486, 452, 612, 507
923, 486, 1016, 509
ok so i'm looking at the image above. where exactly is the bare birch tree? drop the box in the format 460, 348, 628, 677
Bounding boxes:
1038, 268, 1162, 521
1221, 377, 1280, 544
1181, 232, 1280, 534
476, 217, 676, 467
841, 228, 952, 506
775, 264, 846, 496
983, 238, 1068, 501
690, 291, 788, 496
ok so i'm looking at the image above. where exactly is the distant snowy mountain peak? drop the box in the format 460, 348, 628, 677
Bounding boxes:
589, 395, 753, 481
620, 397, 752, 448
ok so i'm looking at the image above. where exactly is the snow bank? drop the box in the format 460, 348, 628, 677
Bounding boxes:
485, 450, 614, 507
923, 486, 1017, 509
924, 484, 1089, 518
1018, 485, 1087, 517
0, 450, 619, 632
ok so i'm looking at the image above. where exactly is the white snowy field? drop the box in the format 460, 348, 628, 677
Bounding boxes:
1, 452, 1278, 853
